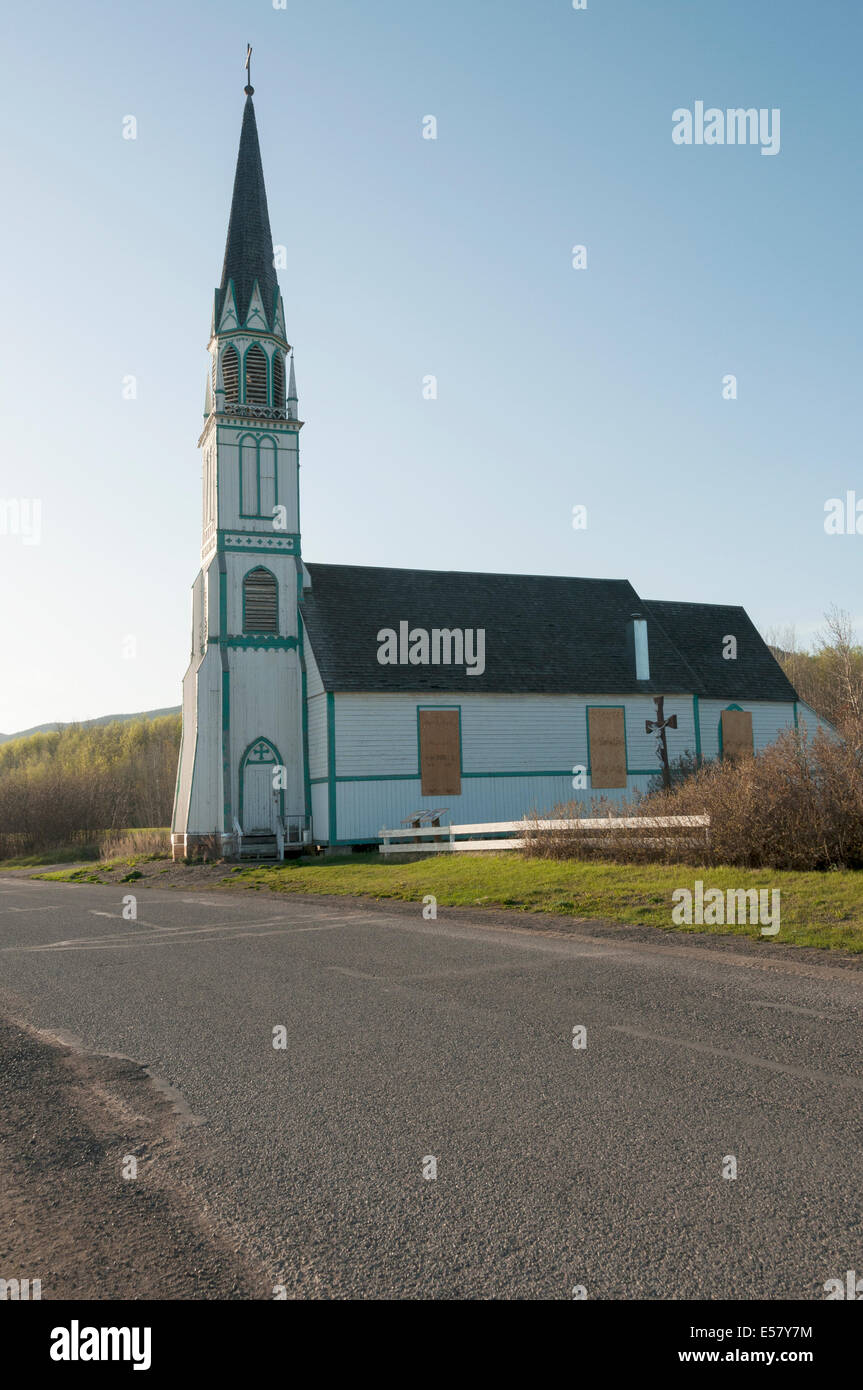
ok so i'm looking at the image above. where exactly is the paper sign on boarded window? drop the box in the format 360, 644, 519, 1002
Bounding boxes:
588, 707, 627, 789
721, 709, 753, 760
419, 709, 461, 796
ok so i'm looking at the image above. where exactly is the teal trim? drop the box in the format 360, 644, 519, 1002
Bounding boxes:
238, 432, 280, 519
212, 635, 297, 651
238, 736, 285, 830
416, 704, 463, 781
693, 695, 702, 764
585, 704, 627, 776
219, 557, 231, 833
793, 700, 799, 730
221, 668, 231, 832
326, 693, 337, 844
241, 564, 279, 635
214, 328, 289, 350
336, 774, 422, 783
218, 529, 299, 556
297, 610, 313, 822
331, 769, 664, 784
218, 557, 227, 637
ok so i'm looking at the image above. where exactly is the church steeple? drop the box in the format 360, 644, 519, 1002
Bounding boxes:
216, 91, 280, 333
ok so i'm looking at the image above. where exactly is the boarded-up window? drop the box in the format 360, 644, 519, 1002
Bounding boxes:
721, 709, 753, 761
243, 567, 278, 633
588, 707, 627, 789
419, 709, 461, 796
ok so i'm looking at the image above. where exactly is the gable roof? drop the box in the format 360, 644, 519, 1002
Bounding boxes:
643, 599, 798, 703
300, 563, 794, 700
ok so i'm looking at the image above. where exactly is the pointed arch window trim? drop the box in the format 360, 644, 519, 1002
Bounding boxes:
220, 344, 240, 403
239, 342, 274, 407
243, 342, 269, 406
238, 735, 286, 828
238, 432, 280, 519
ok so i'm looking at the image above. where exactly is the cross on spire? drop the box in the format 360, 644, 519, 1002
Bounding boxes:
244, 44, 254, 96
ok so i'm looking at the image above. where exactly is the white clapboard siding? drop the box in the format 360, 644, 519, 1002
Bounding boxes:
304, 638, 325, 699
332, 692, 698, 780
229, 647, 305, 817
216, 427, 299, 534
333, 773, 657, 843
306, 692, 328, 780
697, 699, 797, 761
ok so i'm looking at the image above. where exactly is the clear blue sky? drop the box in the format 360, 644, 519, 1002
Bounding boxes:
1, 0, 860, 733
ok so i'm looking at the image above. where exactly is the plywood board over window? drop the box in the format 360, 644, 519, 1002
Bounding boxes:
721, 708, 753, 760
419, 709, 461, 796
588, 707, 627, 789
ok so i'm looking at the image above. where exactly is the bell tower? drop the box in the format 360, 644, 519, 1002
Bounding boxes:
172, 75, 309, 859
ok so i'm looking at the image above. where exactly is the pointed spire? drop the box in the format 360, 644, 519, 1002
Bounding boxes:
287, 351, 298, 418
217, 92, 279, 333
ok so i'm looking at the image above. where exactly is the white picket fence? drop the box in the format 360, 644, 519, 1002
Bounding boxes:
379, 815, 710, 855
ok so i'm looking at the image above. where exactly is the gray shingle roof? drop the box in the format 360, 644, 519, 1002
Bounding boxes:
216, 95, 278, 331
300, 563, 795, 698
300, 564, 797, 700
643, 599, 798, 703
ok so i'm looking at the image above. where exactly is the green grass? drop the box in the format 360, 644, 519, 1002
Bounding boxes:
0, 846, 99, 870
34, 852, 863, 951
226, 854, 863, 952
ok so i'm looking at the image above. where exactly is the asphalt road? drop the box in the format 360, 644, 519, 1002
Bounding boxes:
1, 873, 861, 1300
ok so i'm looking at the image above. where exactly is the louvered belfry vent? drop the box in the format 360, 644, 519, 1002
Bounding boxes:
272, 353, 285, 412
243, 567, 278, 633
245, 345, 268, 405
222, 345, 239, 402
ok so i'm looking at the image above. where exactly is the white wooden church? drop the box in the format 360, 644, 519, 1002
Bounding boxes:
171, 83, 819, 860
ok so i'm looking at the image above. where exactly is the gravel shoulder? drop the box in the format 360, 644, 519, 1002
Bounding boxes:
0, 1013, 268, 1300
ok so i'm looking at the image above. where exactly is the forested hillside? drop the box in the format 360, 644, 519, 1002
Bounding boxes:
0, 715, 180, 858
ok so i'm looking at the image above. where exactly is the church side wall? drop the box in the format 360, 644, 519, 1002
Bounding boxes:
323, 691, 697, 844
696, 699, 797, 761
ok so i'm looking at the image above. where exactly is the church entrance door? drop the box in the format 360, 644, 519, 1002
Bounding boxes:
243, 762, 278, 833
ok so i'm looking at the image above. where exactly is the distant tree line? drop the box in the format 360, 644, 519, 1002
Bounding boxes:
0, 715, 180, 858
768, 605, 863, 732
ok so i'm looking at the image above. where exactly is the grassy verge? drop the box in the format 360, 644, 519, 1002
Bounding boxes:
37, 852, 863, 952
0, 846, 99, 870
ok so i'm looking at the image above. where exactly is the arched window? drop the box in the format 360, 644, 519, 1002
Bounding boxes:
243, 567, 278, 633
239, 434, 279, 517
245, 344, 268, 404
272, 353, 285, 412
221, 345, 239, 403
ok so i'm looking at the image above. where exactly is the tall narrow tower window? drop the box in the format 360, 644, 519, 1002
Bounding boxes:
241, 437, 258, 515
272, 353, 285, 413
243, 567, 278, 633
259, 438, 276, 515
245, 344, 268, 404
221, 345, 239, 402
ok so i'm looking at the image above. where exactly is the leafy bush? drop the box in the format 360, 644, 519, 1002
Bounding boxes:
524, 721, 863, 871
